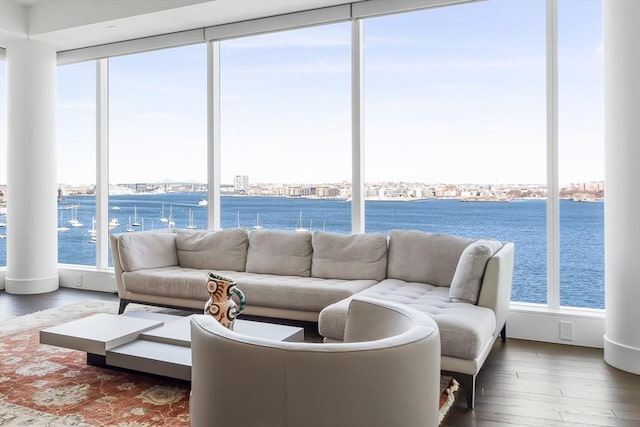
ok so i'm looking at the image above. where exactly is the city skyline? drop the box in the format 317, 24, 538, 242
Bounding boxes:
58, 178, 605, 202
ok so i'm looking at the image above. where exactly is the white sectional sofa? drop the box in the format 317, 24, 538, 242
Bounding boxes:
110, 227, 514, 408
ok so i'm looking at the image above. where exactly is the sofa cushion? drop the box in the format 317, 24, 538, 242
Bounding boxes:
176, 229, 249, 272
122, 267, 211, 300
231, 272, 378, 312
387, 230, 473, 287
245, 230, 313, 277
117, 232, 178, 272
319, 279, 496, 360
449, 239, 503, 304
311, 231, 388, 281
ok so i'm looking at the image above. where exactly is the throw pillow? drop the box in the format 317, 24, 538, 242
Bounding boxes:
176, 228, 249, 271
118, 231, 178, 272
245, 229, 313, 276
449, 239, 503, 304
387, 229, 474, 286
311, 231, 388, 280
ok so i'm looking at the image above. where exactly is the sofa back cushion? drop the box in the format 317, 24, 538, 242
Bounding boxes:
176, 229, 249, 271
246, 229, 313, 276
449, 239, 503, 304
117, 231, 178, 272
387, 229, 473, 287
311, 231, 388, 281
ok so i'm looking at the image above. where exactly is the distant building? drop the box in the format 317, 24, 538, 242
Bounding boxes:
234, 175, 249, 194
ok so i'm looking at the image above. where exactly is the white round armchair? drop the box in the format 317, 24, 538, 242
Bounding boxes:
190, 296, 441, 427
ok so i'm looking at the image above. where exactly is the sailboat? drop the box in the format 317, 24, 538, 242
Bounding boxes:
168, 205, 175, 227
132, 206, 141, 227
88, 217, 96, 243
236, 211, 241, 228
58, 209, 70, 232
126, 215, 134, 232
295, 211, 308, 232
88, 217, 96, 236
186, 209, 197, 229
69, 205, 83, 227
159, 203, 168, 223
253, 213, 264, 230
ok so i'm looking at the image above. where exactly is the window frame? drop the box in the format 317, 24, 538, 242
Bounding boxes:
55, 0, 602, 317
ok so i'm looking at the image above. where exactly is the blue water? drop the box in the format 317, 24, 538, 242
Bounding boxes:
0, 192, 604, 309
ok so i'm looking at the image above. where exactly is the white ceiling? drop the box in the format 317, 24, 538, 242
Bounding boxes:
0, 0, 360, 51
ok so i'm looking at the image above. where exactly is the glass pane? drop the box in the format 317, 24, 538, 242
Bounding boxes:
363, 0, 547, 304
220, 23, 351, 232
57, 61, 96, 265
0, 59, 6, 266
558, 0, 604, 308
109, 44, 207, 265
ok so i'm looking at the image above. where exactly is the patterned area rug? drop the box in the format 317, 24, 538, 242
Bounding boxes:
0, 299, 457, 426
0, 300, 189, 426
439, 376, 459, 424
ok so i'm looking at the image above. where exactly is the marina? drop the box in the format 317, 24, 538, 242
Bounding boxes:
0, 192, 604, 309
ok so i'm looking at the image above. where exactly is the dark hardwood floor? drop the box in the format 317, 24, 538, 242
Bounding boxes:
443, 338, 640, 426
0, 287, 118, 321
2, 287, 639, 426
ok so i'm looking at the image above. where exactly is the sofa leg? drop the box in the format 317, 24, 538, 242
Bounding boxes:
500, 324, 507, 342
442, 371, 475, 409
118, 299, 130, 314
460, 374, 475, 409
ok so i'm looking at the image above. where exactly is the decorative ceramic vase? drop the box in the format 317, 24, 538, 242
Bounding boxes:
204, 272, 246, 330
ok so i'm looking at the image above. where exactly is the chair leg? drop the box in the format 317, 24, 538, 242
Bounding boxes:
500, 323, 507, 342
118, 299, 130, 314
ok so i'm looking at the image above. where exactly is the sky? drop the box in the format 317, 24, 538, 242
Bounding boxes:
2, 0, 604, 187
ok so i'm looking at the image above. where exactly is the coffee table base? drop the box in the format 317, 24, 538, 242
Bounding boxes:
87, 353, 107, 367
41, 312, 304, 381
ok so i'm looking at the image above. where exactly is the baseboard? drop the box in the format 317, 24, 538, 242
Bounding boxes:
604, 335, 640, 374
507, 303, 605, 348
58, 266, 117, 293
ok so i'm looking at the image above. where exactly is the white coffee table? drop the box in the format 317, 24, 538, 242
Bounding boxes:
40, 311, 304, 381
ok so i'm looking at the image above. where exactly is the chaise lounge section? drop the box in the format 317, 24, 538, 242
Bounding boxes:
318, 229, 514, 408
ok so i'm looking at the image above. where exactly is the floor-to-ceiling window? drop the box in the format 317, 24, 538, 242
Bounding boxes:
52, 0, 605, 316
0, 58, 6, 267
108, 44, 206, 264
363, 0, 548, 304
57, 61, 96, 265
558, 0, 604, 309
219, 23, 351, 231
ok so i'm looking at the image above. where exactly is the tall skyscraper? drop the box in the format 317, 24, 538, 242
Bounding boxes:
234, 175, 249, 193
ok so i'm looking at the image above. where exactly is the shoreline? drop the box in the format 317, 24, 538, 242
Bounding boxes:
61, 192, 604, 203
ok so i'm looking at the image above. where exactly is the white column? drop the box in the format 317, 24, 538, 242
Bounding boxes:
5, 40, 58, 294
603, 1, 640, 375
